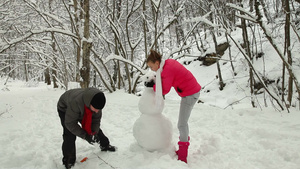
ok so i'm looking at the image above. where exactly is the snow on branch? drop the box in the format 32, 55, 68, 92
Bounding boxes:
182, 11, 217, 47
42, 12, 70, 30
227, 34, 284, 110
0, 0, 9, 7
235, 13, 257, 23
0, 28, 76, 53
227, 1, 300, 106
89, 58, 114, 93
185, 12, 217, 28
90, 19, 115, 47
226, 3, 257, 23
151, 0, 161, 11
226, 3, 256, 19
104, 53, 147, 75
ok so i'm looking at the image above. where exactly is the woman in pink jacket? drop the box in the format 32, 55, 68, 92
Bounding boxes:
146, 50, 201, 163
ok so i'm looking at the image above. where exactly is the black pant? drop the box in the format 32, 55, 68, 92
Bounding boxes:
58, 109, 109, 165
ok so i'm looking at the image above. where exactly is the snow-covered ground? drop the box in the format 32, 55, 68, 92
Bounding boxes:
0, 79, 300, 169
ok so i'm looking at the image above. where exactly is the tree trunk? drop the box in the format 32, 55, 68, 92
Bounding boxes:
142, 0, 148, 60
49, 0, 58, 88
81, 0, 92, 88
44, 67, 51, 85
75, 0, 92, 89
225, 34, 236, 75
51, 32, 58, 88
259, 0, 272, 22
240, 1, 256, 107
211, 32, 225, 90
73, 0, 82, 84
151, 0, 160, 50
250, 0, 254, 12
210, 7, 225, 90
24, 53, 29, 82
113, 0, 122, 90
284, 0, 293, 107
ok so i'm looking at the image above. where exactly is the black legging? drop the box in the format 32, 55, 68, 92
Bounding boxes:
58, 109, 109, 165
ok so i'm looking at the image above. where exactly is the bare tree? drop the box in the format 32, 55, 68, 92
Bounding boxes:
209, 2, 225, 90
72, 0, 92, 88
283, 0, 293, 107
2, 0, 300, 110
227, 1, 300, 110
238, 0, 256, 107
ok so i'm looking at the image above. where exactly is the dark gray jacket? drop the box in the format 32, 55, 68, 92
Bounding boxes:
57, 88, 103, 139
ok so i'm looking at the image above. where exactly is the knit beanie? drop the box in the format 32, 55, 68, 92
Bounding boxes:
90, 92, 106, 109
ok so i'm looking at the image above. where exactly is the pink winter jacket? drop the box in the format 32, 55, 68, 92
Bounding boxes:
153, 59, 201, 97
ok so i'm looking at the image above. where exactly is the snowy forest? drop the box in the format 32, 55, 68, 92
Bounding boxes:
1, 0, 300, 111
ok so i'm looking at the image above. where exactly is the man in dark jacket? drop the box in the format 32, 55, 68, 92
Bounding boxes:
57, 88, 116, 169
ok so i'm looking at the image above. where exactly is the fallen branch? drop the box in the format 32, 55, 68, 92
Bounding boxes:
94, 153, 117, 169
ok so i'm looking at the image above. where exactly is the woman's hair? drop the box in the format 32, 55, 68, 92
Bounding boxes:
146, 50, 162, 63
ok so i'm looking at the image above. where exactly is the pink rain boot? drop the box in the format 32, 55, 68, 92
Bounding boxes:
176, 141, 190, 163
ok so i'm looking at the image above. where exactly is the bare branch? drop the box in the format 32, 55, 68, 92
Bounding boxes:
0, 28, 76, 53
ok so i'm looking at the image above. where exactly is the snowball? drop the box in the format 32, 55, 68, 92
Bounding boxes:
138, 88, 164, 114
133, 114, 172, 151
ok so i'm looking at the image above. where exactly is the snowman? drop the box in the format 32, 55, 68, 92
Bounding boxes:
133, 71, 173, 151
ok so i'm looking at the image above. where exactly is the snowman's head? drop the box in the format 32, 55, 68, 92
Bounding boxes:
141, 71, 156, 85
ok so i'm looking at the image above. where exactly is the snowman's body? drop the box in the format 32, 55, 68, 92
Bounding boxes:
133, 73, 172, 151
138, 87, 164, 114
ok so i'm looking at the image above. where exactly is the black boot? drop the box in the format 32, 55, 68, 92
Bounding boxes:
64, 163, 74, 169
63, 158, 75, 169
100, 145, 117, 152
94, 129, 116, 151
